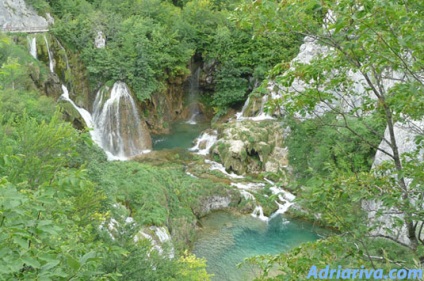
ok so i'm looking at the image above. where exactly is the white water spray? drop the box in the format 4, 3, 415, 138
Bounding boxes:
43, 35, 54, 73
251, 206, 269, 222
92, 82, 151, 160
42, 37, 150, 160
28, 36, 37, 59
204, 159, 244, 179
186, 67, 201, 125
189, 130, 218, 155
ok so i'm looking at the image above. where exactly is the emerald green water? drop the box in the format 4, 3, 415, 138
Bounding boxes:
152, 121, 209, 150
193, 212, 320, 281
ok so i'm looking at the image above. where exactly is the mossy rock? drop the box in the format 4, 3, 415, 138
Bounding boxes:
211, 119, 287, 177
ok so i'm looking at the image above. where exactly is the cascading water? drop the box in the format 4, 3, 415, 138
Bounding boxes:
235, 96, 250, 119
55, 38, 70, 70
44, 40, 104, 153
235, 95, 274, 121
43, 35, 54, 73
28, 36, 37, 59
41, 36, 150, 160
60, 86, 94, 130
189, 129, 218, 155
92, 82, 152, 160
186, 67, 201, 125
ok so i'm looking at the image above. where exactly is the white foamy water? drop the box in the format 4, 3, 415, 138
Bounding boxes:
205, 159, 244, 179
28, 36, 37, 59
189, 130, 218, 155
251, 206, 269, 222
92, 82, 151, 160
230, 182, 265, 190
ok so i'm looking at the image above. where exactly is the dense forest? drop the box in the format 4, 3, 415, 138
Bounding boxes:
1, 0, 424, 280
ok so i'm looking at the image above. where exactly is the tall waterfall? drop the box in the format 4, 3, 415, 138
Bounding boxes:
92, 82, 152, 160
43, 35, 55, 73
186, 67, 201, 125
28, 36, 37, 59
41, 36, 151, 160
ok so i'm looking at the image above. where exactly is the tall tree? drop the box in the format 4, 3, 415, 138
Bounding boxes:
236, 0, 424, 277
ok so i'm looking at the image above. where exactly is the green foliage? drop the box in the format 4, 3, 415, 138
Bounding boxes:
234, 0, 424, 278
47, 0, 302, 111
286, 113, 384, 183
24, 0, 50, 13
0, 34, 47, 92
0, 32, 217, 276
85, 157, 232, 229
0, 112, 80, 187
0, 111, 112, 280
102, 241, 211, 281
203, 8, 302, 109
243, 235, 422, 281
51, 0, 194, 100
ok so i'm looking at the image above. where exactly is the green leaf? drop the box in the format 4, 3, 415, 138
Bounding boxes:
41, 259, 60, 271
21, 256, 41, 269
12, 236, 28, 249
66, 255, 80, 271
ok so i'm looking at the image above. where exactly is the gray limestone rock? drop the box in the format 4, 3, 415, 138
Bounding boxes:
0, 0, 48, 32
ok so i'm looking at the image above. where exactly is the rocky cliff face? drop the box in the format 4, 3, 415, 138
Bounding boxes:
0, 0, 48, 31
142, 83, 186, 134
363, 119, 424, 246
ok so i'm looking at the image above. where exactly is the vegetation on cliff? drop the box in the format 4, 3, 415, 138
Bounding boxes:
26, 0, 301, 111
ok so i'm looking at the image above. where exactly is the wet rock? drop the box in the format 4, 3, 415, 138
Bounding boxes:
44, 73, 62, 99
142, 84, 185, 134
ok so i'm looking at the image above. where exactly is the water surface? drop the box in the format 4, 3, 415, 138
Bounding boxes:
193, 211, 320, 281
152, 121, 209, 150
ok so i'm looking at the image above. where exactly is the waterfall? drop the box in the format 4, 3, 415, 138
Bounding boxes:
257, 95, 268, 117
250, 95, 274, 121
92, 82, 151, 160
134, 226, 174, 259
42, 36, 150, 160
189, 129, 218, 155
43, 35, 54, 73
204, 159, 244, 179
235, 95, 274, 121
55, 38, 70, 70
43, 36, 100, 146
236, 96, 250, 119
186, 67, 201, 125
28, 36, 37, 59
239, 190, 255, 200
60, 86, 94, 128
251, 206, 269, 222
231, 179, 295, 222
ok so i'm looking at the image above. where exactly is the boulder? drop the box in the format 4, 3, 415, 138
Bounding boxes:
212, 120, 288, 175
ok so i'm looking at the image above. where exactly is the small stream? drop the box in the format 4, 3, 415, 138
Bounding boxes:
193, 211, 320, 281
